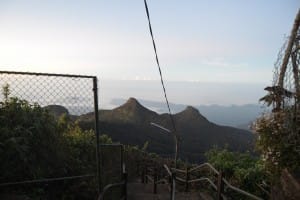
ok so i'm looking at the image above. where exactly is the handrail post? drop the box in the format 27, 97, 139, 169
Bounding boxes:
145, 167, 148, 184
137, 160, 140, 175
123, 171, 128, 200
153, 167, 157, 194
141, 166, 145, 183
217, 171, 224, 200
170, 172, 173, 200
185, 167, 189, 192
170, 171, 176, 200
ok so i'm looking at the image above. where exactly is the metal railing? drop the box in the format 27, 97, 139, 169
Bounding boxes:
140, 161, 264, 200
171, 163, 263, 200
140, 163, 177, 200
139, 163, 175, 200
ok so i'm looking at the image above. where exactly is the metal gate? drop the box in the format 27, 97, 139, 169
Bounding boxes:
0, 71, 101, 198
100, 144, 124, 199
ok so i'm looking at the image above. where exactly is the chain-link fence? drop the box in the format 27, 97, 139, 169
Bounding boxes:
272, 26, 300, 108
100, 144, 124, 199
0, 71, 101, 199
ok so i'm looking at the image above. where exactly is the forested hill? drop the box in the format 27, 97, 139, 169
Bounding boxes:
76, 97, 254, 163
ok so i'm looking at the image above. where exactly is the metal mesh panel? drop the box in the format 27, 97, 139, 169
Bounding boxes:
0, 72, 94, 115
0, 71, 99, 199
100, 144, 123, 199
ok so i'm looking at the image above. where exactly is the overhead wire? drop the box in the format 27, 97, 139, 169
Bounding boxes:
143, 0, 177, 133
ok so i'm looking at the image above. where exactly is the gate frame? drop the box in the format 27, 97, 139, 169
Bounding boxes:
0, 70, 102, 194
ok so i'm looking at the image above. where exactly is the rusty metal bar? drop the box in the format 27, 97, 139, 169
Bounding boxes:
171, 168, 186, 173
217, 171, 224, 200
164, 164, 172, 176
222, 178, 263, 200
189, 162, 219, 174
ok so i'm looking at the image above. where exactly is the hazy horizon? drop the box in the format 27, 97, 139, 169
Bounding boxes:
100, 80, 267, 109
0, 1, 298, 107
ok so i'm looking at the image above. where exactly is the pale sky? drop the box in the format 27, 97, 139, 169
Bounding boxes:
0, 1, 299, 105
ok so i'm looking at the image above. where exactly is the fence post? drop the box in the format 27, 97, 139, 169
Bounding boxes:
141, 164, 145, 183
170, 172, 176, 200
185, 167, 189, 192
137, 160, 140, 175
145, 167, 148, 184
217, 171, 224, 200
170, 172, 173, 200
93, 77, 101, 193
123, 171, 128, 200
153, 167, 158, 194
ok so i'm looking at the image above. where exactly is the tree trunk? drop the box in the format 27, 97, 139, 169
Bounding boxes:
278, 9, 300, 88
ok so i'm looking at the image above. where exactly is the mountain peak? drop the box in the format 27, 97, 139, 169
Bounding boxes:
182, 106, 202, 117
126, 97, 140, 105
111, 97, 157, 124
175, 106, 208, 122
185, 106, 199, 112
121, 97, 144, 110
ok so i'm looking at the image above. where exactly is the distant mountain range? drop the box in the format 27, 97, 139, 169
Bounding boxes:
76, 98, 255, 163
111, 98, 268, 129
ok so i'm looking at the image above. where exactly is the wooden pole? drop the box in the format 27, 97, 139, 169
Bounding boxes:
123, 171, 128, 200
217, 171, 224, 200
145, 167, 148, 184
278, 9, 300, 87
141, 166, 145, 183
185, 167, 189, 192
153, 168, 157, 194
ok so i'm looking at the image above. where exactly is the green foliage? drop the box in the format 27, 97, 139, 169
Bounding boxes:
0, 91, 67, 181
142, 141, 149, 151
0, 85, 113, 199
58, 114, 96, 174
99, 134, 113, 144
205, 147, 267, 197
256, 84, 300, 180
2, 83, 10, 102
254, 110, 300, 178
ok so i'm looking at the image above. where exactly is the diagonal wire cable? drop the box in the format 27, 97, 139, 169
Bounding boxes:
143, 0, 176, 132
